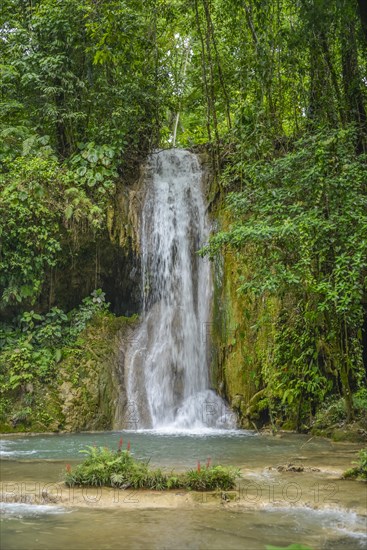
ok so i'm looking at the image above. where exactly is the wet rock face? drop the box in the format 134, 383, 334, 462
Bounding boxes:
55, 315, 137, 432
7, 227, 142, 321
100, 239, 141, 317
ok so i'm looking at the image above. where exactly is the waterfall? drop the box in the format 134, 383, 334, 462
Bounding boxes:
123, 149, 235, 431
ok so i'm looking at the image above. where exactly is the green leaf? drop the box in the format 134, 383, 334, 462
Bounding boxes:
65, 205, 73, 220
87, 151, 98, 164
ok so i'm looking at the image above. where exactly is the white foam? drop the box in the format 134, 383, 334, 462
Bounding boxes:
260, 504, 367, 541
0, 502, 68, 518
124, 427, 254, 437
0, 449, 38, 458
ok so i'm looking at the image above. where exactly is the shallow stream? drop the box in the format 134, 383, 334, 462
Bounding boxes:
1, 430, 366, 549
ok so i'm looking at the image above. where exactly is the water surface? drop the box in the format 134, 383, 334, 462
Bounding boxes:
1, 431, 365, 549
1, 502, 366, 550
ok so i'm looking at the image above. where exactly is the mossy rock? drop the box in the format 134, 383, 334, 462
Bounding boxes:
0, 311, 138, 433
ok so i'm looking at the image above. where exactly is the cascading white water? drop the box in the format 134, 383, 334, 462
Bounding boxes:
124, 149, 235, 430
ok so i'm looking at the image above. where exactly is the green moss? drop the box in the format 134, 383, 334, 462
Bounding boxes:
54, 312, 137, 432
0, 311, 138, 433
210, 205, 279, 428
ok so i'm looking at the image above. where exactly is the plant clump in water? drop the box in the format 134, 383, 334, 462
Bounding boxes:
343, 449, 367, 481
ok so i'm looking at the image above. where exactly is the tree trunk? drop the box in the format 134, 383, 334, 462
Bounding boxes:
357, 0, 367, 44
341, 21, 366, 126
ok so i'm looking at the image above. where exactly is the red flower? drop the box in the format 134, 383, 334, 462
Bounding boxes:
197, 461, 201, 473
206, 457, 211, 469
66, 464, 71, 473
127, 441, 131, 452
118, 437, 123, 451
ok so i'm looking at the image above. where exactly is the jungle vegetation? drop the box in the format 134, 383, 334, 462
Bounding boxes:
1, 0, 366, 431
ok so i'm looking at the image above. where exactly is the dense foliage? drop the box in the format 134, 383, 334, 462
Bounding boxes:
206, 126, 367, 426
0, 290, 108, 427
64, 442, 240, 490
1, 0, 366, 431
343, 448, 367, 480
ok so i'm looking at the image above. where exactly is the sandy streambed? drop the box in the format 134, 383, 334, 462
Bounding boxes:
1, 468, 366, 516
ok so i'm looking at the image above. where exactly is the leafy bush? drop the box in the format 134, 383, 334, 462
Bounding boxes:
68, 142, 118, 195
184, 464, 238, 491
312, 397, 347, 428
0, 154, 106, 310
312, 389, 367, 430
64, 443, 240, 491
0, 290, 109, 406
343, 449, 367, 481
353, 389, 367, 416
0, 156, 62, 307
